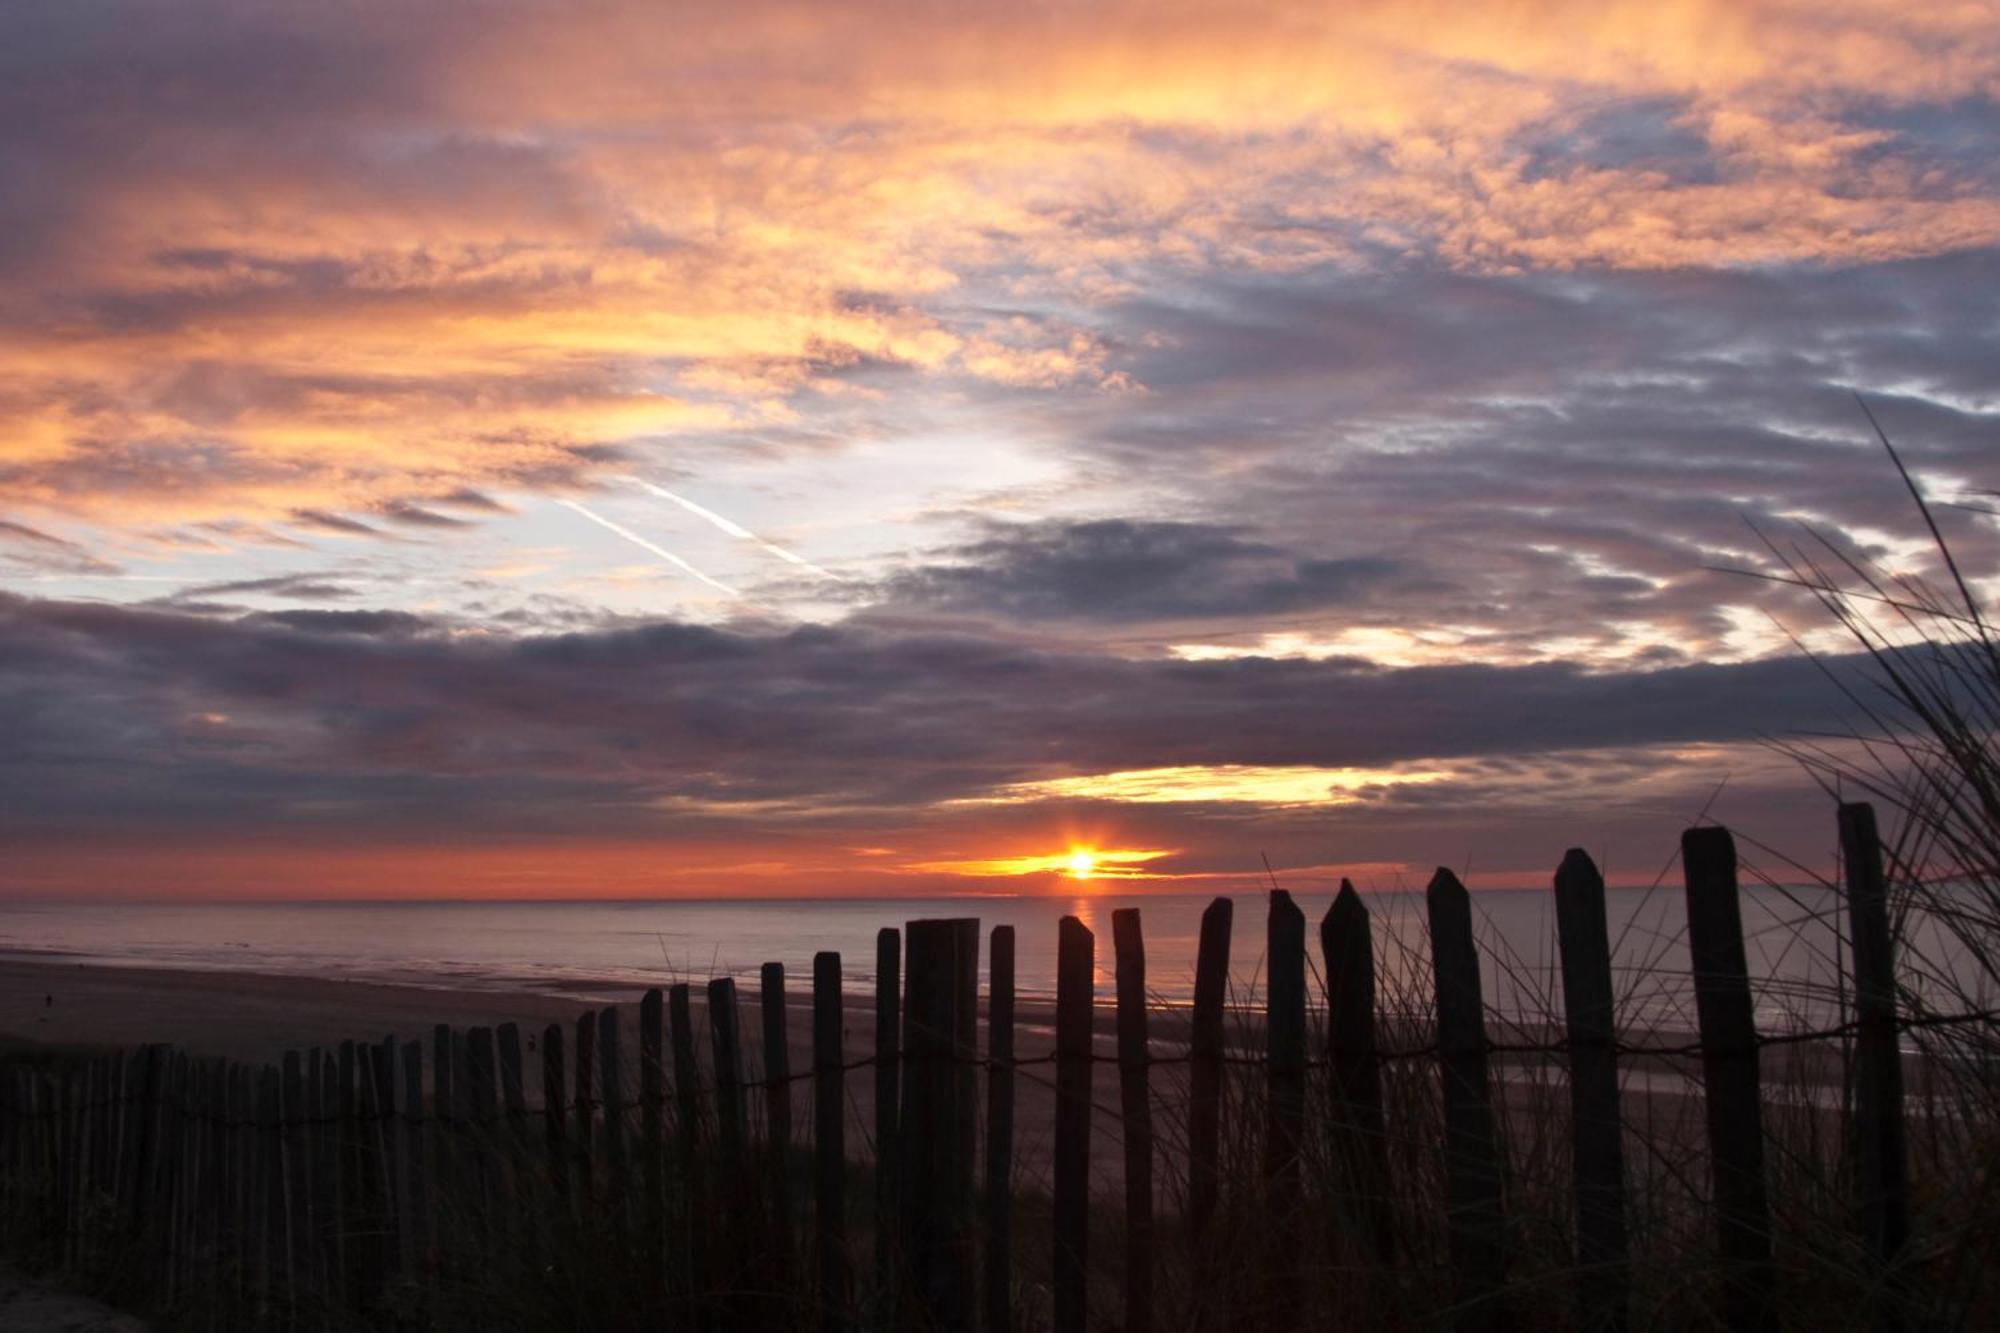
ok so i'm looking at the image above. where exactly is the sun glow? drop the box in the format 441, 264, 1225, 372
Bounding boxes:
903, 847, 1174, 880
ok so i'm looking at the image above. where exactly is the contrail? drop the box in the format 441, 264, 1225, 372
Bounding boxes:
623, 476, 845, 581
556, 499, 738, 596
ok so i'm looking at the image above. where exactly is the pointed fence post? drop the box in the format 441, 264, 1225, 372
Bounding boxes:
669, 984, 701, 1174
1188, 896, 1232, 1254
710, 977, 749, 1319
1265, 889, 1307, 1328
598, 1007, 627, 1232
1053, 914, 1095, 1333
1113, 908, 1155, 1333
429, 1025, 454, 1259
1322, 881, 1392, 1264
1841, 802, 1909, 1332
573, 1011, 597, 1203
312, 1048, 340, 1308
813, 950, 848, 1332
259, 1067, 285, 1315
640, 989, 665, 1243
762, 961, 795, 1268
984, 925, 1016, 1333
368, 1038, 399, 1292
1681, 827, 1775, 1333
466, 1026, 498, 1243
282, 1051, 312, 1315
492, 1023, 525, 1251
1427, 867, 1507, 1333
541, 1023, 567, 1202
399, 1039, 427, 1286
874, 927, 901, 1310
899, 920, 980, 1328
711, 979, 747, 1173
336, 1041, 361, 1311
498, 1024, 528, 1144
1555, 849, 1629, 1333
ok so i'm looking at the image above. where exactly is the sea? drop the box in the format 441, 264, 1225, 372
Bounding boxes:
0, 886, 1983, 1033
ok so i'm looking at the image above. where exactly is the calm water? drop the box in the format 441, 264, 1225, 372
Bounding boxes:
4, 885, 1974, 1032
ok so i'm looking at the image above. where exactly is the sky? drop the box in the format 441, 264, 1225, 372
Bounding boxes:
2, 0, 1998, 899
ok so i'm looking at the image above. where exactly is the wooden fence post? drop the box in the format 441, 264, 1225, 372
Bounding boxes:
399, 1039, 427, 1287
429, 1024, 453, 1254
282, 1051, 312, 1319
762, 961, 794, 1266
376, 1042, 402, 1295
874, 927, 901, 1310
541, 1023, 567, 1202
498, 1023, 528, 1149
574, 1010, 597, 1203
598, 1006, 627, 1231
336, 1041, 361, 1311
1681, 826, 1775, 1333
493, 1024, 524, 1252
1266, 889, 1307, 1327
900, 919, 980, 1330
1322, 880, 1392, 1265
1841, 802, 1908, 1331
1053, 914, 1095, 1333
711, 979, 747, 1172
122, 1045, 160, 1249
984, 925, 1016, 1333
357, 1048, 389, 1305
669, 984, 701, 1171
813, 950, 847, 1332
1554, 849, 1629, 1333
1112, 908, 1155, 1333
667, 980, 702, 1307
1188, 897, 1232, 1253
640, 989, 664, 1232
467, 1026, 497, 1242
710, 977, 749, 1318
1427, 867, 1507, 1333
256, 1066, 283, 1314
312, 1048, 339, 1311
371, 1037, 400, 1290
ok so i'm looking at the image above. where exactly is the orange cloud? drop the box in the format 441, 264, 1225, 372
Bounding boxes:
3, 0, 1996, 537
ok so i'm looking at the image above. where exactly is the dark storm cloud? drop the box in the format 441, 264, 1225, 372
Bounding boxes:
0, 591, 1871, 837
879, 519, 1408, 622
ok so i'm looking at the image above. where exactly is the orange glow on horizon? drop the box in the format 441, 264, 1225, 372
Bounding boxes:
902, 846, 1174, 881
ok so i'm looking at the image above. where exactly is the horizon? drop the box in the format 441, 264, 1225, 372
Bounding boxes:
4, 2, 1998, 900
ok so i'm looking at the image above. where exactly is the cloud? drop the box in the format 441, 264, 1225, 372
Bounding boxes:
2, 0, 1998, 535
3, 2, 1997, 894
163, 573, 359, 603
288, 510, 389, 538
0, 519, 120, 575
880, 519, 1408, 623
377, 502, 474, 529
0, 589, 1872, 842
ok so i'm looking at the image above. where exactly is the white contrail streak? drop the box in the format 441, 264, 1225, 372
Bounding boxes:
623, 476, 845, 581
556, 499, 739, 596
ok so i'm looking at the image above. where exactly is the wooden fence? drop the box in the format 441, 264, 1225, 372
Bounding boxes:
0, 803, 1970, 1330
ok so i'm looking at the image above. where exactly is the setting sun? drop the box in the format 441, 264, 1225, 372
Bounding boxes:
903, 847, 1175, 881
